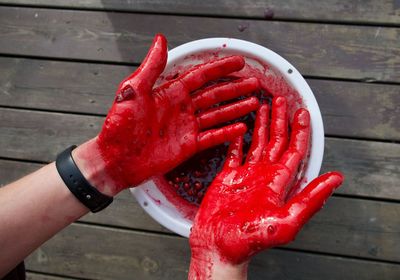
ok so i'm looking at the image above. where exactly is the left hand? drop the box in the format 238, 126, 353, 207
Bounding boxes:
189, 97, 343, 278
73, 34, 260, 196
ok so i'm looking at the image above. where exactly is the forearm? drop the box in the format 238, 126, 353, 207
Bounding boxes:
0, 162, 89, 277
188, 251, 248, 280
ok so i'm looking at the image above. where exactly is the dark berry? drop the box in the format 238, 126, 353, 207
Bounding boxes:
194, 182, 202, 190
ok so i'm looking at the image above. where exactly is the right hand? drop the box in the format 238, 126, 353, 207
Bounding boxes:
189, 97, 343, 278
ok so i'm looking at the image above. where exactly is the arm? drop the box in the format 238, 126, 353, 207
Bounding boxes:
0, 162, 86, 277
0, 34, 261, 276
189, 98, 344, 279
0, 139, 118, 277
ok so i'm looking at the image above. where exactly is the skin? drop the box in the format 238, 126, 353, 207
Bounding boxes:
0, 34, 261, 277
189, 99, 344, 279
0, 163, 89, 277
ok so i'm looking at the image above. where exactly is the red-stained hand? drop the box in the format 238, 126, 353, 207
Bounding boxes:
189, 97, 344, 274
77, 34, 260, 196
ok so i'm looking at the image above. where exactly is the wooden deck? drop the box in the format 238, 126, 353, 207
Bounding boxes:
0, 1, 399, 279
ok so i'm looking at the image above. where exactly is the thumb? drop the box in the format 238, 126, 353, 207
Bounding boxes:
120, 34, 168, 94
284, 172, 344, 226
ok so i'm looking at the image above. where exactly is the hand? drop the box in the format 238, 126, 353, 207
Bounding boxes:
74, 34, 260, 196
189, 97, 343, 279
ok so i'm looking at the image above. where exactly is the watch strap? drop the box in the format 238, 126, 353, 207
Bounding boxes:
55, 145, 113, 213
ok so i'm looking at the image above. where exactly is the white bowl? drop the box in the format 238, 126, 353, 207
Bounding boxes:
130, 38, 324, 238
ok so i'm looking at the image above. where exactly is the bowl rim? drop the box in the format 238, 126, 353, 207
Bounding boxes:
131, 37, 325, 238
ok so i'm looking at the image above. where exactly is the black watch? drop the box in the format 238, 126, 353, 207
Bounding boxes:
55, 145, 113, 213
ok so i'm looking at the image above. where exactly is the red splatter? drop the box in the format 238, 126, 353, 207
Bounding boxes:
145, 189, 161, 205
238, 23, 250, 32
263, 7, 274, 19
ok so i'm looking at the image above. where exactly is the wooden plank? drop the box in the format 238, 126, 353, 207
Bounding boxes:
289, 196, 400, 262
0, 159, 164, 233
0, 160, 170, 233
310, 79, 400, 141
84, 190, 169, 233
0, 0, 399, 25
0, 108, 101, 162
27, 272, 77, 280
1, 154, 400, 267
322, 138, 400, 201
1, 163, 400, 262
83, 194, 400, 263
26, 224, 190, 280
0, 57, 399, 141
0, 108, 399, 261
85, 193, 400, 262
0, 57, 122, 115
26, 223, 400, 280
0, 159, 42, 187
0, 109, 399, 201
249, 249, 400, 280
0, 7, 399, 82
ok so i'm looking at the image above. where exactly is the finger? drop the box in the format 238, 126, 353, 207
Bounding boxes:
179, 56, 245, 92
197, 123, 247, 151
197, 97, 259, 129
276, 109, 311, 197
257, 173, 343, 247
192, 77, 259, 110
246, 104, 269, 164
263, 96, 288, 163
223, 136, 244, 169
284, 172, 344, 226
288, 109, 311, 158
120, 34, 167, 93
279, 108, 311, 174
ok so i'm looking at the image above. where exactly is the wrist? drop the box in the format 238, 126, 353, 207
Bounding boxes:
72, 138, 119, 197
189, 249, 248, 280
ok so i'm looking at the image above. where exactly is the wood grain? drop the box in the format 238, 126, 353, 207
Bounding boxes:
0, 2, 399, 279
0, 0, 399, 25
0, 109, 399, 201
84, 192, 400, 262
0, 160, 171, 232
27, 272, 77, 280
1, 160, 399, 262
0, 108, 101, 162
0, 57, 399, 141
310, 79, 400, 141
0, 57, 122, 115
322, 138, 400, 201
0, 7, 399, 82
0, 159, 42, 187
26, 223, 400, 280
81, 194, 400, 263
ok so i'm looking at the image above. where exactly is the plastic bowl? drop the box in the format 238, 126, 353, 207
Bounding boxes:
130, 38, 324, 238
